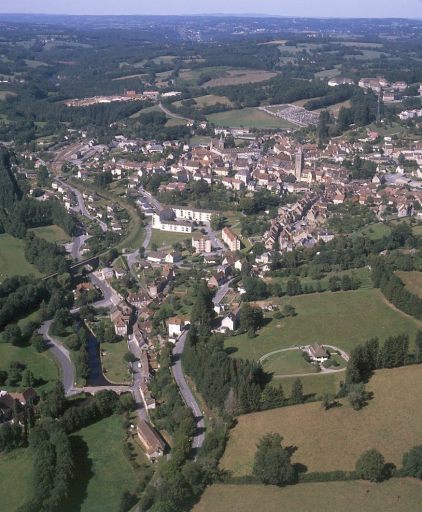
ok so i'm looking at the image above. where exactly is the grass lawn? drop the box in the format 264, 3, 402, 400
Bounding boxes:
193, 479, 422, 512
221, 365, 422, 475
150, 229, 191, 248
101, 340, 131, 385
0, 234, 42, 281
63, 415, 139, 512
165, 117, 187, 127
207, 108, 296, 129
0, 449, 33, 510
396, 271, 422, 298
261, 349, 318, 376
0, 342, 59, 392
130, 105, 163, 119
194, 94, 233, 108
276, 372, 343, 397
225, 289, 420, 362
30, 224, 71, 244
356, 222, 391, 239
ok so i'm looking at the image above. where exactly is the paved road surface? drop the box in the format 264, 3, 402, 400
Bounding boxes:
159, 102, 194, 123
171, 331, 205, 452
213, 278, 234, 306
38, 320, 76, 396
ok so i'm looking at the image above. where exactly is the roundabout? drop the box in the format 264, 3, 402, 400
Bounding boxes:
258, 345, 350, 379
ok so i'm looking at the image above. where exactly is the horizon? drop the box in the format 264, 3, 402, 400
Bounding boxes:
0, 0, 421, 20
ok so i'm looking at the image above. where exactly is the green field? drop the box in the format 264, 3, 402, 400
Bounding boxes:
0, 449, 33, 510
130, 105, 163, 119
0, 342, 59, 392
207, 108, 296, 129
30, 224, 71, 244
0, 234, 42, 280
63, 415, 138, 512
150, 229, 191, 248
261, 349, 319, 376
226, 289, 420, 362
0, 90, 17, 100
101, 340, 131, 384
194, 479, 422, 512
221, 365, 422, 476
194, 94, 233, 108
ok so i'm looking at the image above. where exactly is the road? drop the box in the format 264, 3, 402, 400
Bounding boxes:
258, 345, 350, 379
38, 320, 76, 396
159, 102, 194, 124
213, 278, 234, 306
127, 337, 149, 421
139, 187, 163, 212
204, 222, 225, 252
171, 331, 205, 452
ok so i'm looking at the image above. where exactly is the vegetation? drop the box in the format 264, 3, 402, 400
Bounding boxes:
221, 366, 422, 475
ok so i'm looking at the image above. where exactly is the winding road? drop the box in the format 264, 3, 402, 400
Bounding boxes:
158, 102, 194, 124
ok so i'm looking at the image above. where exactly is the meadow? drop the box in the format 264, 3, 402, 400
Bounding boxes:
193, 479, 422, 512
221, 365, 422, 475
0, 234, 41, 280
396, 271, 422, 298
225, 289, 420, 362
0, 449, 33, 511
30, 224, 71, 244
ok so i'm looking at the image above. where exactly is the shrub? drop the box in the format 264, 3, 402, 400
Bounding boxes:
355, 449, 386, 482
402, 445, 422, 479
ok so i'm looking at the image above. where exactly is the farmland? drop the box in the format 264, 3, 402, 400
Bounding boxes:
225, 289, 420, 363
0, 234, 42, 280
178, 67, 277, 87
221, 365, 422, 475
207, 108, 296, 129
194, 479, 422, 512
396, 271, 422, 298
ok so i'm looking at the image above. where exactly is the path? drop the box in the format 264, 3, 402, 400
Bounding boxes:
171, 331, 205, 452
159, 102, 194, 123
259, 345, 350, 379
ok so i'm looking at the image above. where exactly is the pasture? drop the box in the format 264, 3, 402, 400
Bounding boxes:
194, 479, 422, 512
225, 289, 420, 363
0, 234, 42, 280
221, 365, 422, 475
396, 271, 422, 298
0, 449, 33, 511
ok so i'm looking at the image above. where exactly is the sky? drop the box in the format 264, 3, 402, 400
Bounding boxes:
0, 0, 421, 19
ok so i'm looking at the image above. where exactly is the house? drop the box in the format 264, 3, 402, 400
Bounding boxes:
167, 316, 189, 339
222, 227, 241, 252
192, 235, 212, 254
208, 271, 226, 289
221, 308, 240, 332
136, 420, 166, 461
100, 267, 114, 281
165, 252, 182, 264
127, 290, 150, 309
307, 343, 329, 363
110, 301, 132, 336
10, 388, 38, 406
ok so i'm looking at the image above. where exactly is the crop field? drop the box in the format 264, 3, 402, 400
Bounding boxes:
63, 415, 139, 512
194, 479, 422, 512
207, 108, 296, 129
30, 224, 71, 244
221, 365, 422, 475
225, 289, 420, 363
203, 69, 277, 87
396, 271, 422, 298
0, 234, 42, 280
194, 94, 233, 107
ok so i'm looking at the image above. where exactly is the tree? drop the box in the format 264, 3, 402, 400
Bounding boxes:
239, 303, 263, 334
282, 304, 296, 317
40, 381, 66, 418
191, 280, 215, 337
2, 324, 22, 345
260, 385, 285, 410
321, 393, 335, 410
402, 445, 422, 479
21, 369, 35, 388
210, 214, 225, 231
253, 433, 296, 486
124, 351, 136, 363
290, 378, 304, 405
347, 383, 367, 411
415, 330, 422, 364
355, 449, 386, 482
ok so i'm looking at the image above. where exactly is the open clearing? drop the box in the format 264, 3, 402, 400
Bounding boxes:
226, 289, 420, 363
0, 233, 42, 280
396, 271, 422, 298
30, 224, 71, 244
150, 229, 191, 248
261, 349, 319, 376
221, 365, 422, 475
194, 94, 233, 108
194, 479, 422, 512
101, 340, 131, 385
63, 415, 138, 512
0, 90, 17, 100
207, 108, 296, 129
0, 449, 33, 510
204, 69, 277, 87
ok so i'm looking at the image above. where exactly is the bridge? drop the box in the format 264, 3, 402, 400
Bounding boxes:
80, 385, 131, 395
42, 255, 100, 281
